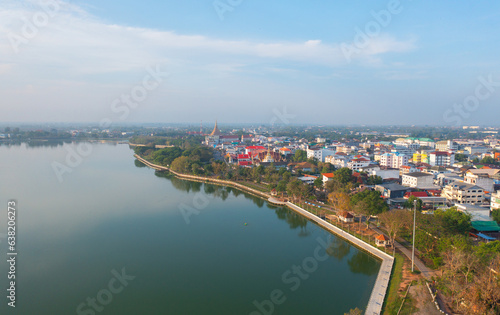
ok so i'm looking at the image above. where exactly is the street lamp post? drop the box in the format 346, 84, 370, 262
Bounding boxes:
412, 200, 417, 272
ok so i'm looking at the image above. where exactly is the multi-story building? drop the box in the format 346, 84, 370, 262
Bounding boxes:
380, 152, 409, 169
347, 157, 371, 171
436, 173, 463, 187
429, 151, 455, 166
464, 172, 495, 192
442, 183, 484, 205
306, 147, 336, 162
325, 155, 349, 169
435, 140, 458, 152
402, 172, 435, 188
412, 152, 429, 164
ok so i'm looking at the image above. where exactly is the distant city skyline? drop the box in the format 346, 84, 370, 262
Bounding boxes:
1, 0, 500, 125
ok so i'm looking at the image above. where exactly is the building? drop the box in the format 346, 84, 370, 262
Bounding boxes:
465, 146, 489, 155
204, 121, 239, 145
347, 157, 371, 171
442, 183, 484, 205
306, 147, 336, 162
464, 171, 495, 192
402, 172, 434, 188
375, 234, 390, 247
456, 204, 492, 222
429, 151, 455, 166
436, 173, 463, 187
492, 191, 500, 210
435, 140, 458, 152
339, 211, 354, 223
322, 173, 335, 186
375, 183, 412, 199
412, 152, 429, 164
325, 154, 349, 169
379, 152, 409, 169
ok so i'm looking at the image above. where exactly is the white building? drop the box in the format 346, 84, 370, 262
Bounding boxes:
492, 191, 500, 210
379, 153, 409, 169
402, 172, 435, 188
436, 140, 458, 152
442, 183, 484, 205
347, 157, 371, 171
307, 147, 336, 162
325, 155, 349, 169
429, 151, 455, 166
464, 172, 495, 192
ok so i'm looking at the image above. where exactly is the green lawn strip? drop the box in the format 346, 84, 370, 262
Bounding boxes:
382, 253, 405, 315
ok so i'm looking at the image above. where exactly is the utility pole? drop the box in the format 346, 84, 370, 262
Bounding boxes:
412, 199, 417, 272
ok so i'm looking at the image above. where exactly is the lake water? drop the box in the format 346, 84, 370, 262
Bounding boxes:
0, 142, 380, 314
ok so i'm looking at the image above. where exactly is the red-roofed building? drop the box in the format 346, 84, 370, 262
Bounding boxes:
238, 161, 252, 167
322, 173, 335, 186
404, 191, 429, 199
246, 146, 267, 155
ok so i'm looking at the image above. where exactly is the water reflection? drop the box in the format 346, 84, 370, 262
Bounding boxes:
348, 251, 380, 276
274, 207, 309, 236
327, 237, 351, 261
134, 159, 147, 168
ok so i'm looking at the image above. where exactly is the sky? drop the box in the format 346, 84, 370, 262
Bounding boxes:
1, 0, 500, 126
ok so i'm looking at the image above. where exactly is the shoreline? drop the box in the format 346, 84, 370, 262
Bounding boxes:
134, 154, 393, 315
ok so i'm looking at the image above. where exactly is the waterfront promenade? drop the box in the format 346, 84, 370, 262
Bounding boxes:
134, 154, 394, 315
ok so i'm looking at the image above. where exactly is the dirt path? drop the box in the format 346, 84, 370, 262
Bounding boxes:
409, 283, 441, 315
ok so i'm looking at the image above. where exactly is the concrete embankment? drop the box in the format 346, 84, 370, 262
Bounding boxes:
134, 154, 393, 315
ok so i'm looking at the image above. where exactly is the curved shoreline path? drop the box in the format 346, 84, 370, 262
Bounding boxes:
134, 154, 393, 315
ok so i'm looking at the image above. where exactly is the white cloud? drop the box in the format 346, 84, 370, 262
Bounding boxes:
0, 0, 416, 78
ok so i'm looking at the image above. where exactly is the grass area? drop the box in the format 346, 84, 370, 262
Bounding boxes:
383, 253, 405, 315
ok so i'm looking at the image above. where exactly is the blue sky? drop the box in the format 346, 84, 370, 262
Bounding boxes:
1, 0, 500, 126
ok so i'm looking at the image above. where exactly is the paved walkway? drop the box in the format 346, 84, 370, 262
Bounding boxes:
286, 203, 393, 315
371, 227, 434, 280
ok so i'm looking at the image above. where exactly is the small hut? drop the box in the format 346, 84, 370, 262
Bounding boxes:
338, 211, 354, 223
375, 234, 389, 247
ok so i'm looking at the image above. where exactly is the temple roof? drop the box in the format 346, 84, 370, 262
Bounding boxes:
209, 120, 222, 136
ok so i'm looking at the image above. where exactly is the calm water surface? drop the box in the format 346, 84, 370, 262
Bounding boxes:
0, 142, 380, 314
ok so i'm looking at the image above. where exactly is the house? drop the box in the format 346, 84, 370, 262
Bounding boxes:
322, 173, 335, 186
442, 183, 484, 205
374, 167, 401, 180
402, 172, 434, 188
298, 175, 318, 185
288, 162, 316, 173
375, 234, 390, 247
375, 183, 412, 199
338, 211, 354, 223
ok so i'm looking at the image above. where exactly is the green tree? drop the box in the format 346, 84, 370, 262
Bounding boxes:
492, 209, 500, 224
293, 150, 307, 162
314, 177, 323, 189
277, 180, 287, 197
334, 168, 353, 185
351, 190, 388, 216
404, 195, 423, 210
435, 207, 472, 235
